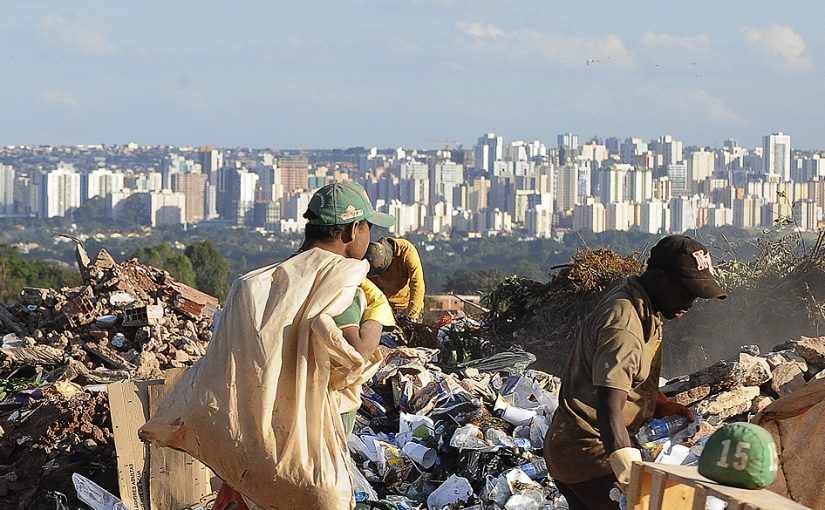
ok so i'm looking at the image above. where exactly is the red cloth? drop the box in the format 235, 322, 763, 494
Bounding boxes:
213, 483, 251, 510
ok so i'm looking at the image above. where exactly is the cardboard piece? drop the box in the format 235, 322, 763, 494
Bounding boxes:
108, 370, 215, 510
148, 370, 214, 510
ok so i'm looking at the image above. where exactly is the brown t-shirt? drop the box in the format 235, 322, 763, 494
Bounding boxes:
544, 277, 663, 484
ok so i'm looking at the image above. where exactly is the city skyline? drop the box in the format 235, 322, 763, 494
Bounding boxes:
1, 1, 824, 149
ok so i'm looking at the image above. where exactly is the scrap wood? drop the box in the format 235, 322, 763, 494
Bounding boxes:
0, 306, 26, 338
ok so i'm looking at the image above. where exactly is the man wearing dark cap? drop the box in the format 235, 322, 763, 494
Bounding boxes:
364, 237, 426, 321
544, 235, 726, 510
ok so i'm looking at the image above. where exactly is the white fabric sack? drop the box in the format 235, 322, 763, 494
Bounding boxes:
139, 248, 382, 509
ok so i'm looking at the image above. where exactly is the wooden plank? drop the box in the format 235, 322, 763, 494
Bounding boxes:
148, 370, 214, 510
627, 462, 645, 509
632, 469, 653, 510
661, 478, 696, 509
108, 379, 161, 510
637, 463, 811, 510
691, 486, 708, 510
648, 470, 667, 510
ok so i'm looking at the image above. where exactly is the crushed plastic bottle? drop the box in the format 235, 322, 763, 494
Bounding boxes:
518, 458, 548, 481
485, 428, 533, 450
72, 473, 129, 510
636, 415, 689, 445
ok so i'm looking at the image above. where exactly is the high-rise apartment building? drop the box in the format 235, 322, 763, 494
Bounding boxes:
686, 149, 715, 191
84, 169, 125, 201
199, 147, 224, 185
279, 155, 309, 193
763, 132, 792, 181
39, 165, 81, 218
599, 165, 629, 204
149, 190, 186, 227
667, 164, 689, 197
573, 198, 605, 233
640, 200, 667, 234
0, 164, 14, 216
161, 154, 186, 190
474, 133, 503, 174
527, 204, 553, 238
628, 167, 653, 203
171, 172, 208, 223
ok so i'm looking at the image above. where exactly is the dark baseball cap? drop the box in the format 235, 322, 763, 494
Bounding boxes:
305, 181, 395, 228
648, 235, 727, 300
364, 238, 394, 275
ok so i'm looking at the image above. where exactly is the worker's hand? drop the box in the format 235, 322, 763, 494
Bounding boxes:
608, 447, 642, 490
654, 392, 694, 421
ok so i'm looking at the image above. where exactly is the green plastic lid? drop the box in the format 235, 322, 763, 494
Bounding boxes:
698, 422, 779, 489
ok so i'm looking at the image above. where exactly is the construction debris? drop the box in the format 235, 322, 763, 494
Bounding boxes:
0, 242, 220, 509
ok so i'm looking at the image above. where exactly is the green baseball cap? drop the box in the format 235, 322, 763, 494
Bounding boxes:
698, 422, 779, 489
305, 181, 395, 228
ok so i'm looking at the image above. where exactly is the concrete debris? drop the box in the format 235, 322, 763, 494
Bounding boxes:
794, 336, 825, 368
694, 385, 760, 422
0, 245, 219, 384
765, 349, 808, 372
771, 362, 807, 397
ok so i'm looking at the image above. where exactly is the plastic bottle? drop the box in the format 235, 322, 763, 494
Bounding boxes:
72, 473, 129, 510
484, 428, 533, 449
636, 415, 689, 444
519, 458, 549, 480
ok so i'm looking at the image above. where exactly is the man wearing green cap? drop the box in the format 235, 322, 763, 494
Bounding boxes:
143, 180, 398, 510
544, 235, 726, 510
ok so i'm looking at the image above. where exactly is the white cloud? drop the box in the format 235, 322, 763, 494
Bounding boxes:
38, 15, 120, 57
41, 89, 79, 108
741, 24, 810, 70
456, 21, 504, 39
640, 32, 711, 51
649, 85, 746, 125
510, 29, 636, 69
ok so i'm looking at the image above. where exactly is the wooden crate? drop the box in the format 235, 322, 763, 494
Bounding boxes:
627, 462, 811, 510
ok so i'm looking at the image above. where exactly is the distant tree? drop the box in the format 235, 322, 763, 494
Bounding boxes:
72, 197, 110, 227
442, 268, 506, 295
116, 195, 150, 227
131, 242, 196, 285
0, 243, 81, 304
184, 240, 230, 299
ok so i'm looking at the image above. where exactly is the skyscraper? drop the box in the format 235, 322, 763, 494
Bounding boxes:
279, 154, 309, 193
84, 169, 125, 201
199, 147, 224, 185
171, 172, 208, 223
0, 164, 14, 216
39, 164, 81, 218
763, 132, 792, 181
474, 133, 503, 174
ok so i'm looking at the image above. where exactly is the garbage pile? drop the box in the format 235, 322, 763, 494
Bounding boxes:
662, 336, 825, 425
347, 343, 566, 509
0, 240, 219, 510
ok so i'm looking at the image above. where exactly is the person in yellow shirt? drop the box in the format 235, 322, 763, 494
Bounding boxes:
364, 237, 426, 321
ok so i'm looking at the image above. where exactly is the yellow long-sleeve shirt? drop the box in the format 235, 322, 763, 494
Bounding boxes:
368, 238, 425, 319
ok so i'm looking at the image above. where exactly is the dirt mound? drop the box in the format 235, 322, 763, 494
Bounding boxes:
0, 388, 116, 510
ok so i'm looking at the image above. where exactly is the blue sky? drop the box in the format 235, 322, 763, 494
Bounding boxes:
1, 1, 824, 149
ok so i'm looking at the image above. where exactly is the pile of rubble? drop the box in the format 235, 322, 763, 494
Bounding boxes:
662, 337, 825, 424
0, 242, 218, 383
0, 240, 219, 509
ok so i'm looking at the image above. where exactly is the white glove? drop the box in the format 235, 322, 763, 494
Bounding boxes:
609, 447, 642, 488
